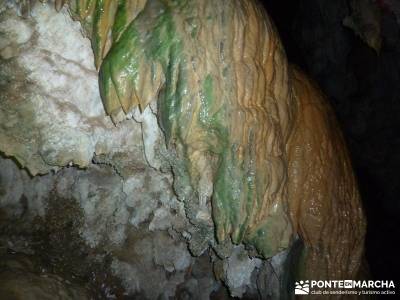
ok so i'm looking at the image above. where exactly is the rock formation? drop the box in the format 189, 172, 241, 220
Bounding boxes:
0, 0, 366, 298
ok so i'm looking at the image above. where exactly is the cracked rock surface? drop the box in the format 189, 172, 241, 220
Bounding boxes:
0, 3, 277, 299
0, 3, 146, 175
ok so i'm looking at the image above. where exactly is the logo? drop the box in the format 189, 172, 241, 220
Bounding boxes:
344, 280, 353, 288
293, 280, 396, 296
295, 280, 310, 295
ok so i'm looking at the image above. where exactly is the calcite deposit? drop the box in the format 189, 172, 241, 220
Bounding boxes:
63, 0, 365, 280
0, 1, 170, 175
0, 0, 366, 299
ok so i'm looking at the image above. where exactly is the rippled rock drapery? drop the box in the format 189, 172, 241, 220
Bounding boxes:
65, 0, 365, 280
0, 0, 366, 299
265, 0, 400, 280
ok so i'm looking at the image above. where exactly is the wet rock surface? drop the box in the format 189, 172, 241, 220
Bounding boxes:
0, 253, 89, 300
0, 0, 375, 298
264, 0, 400, 280
0, 3, 278, 298
0, 152, 276, 298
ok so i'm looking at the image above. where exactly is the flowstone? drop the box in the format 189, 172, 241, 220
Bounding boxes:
0, 3, 267, 298
0, 1, 367, 299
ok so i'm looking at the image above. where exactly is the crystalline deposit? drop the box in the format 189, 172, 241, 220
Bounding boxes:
0, 3, 146, 175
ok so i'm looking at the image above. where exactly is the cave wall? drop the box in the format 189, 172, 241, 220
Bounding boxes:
0, 0, 380, 298
0, 3, 285, 298
264, 0, 400, 280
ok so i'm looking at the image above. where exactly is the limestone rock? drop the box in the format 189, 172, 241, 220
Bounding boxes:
0, 253, 89, 300
0, 3, 145, 175
223, 245, 262, 298
0, 0, 368, 298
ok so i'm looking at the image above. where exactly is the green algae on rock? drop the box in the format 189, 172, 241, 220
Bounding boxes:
62, 1, 292, 257
68, 0, 296, 260
7, 0, 366, 286
65, 0, 366, 281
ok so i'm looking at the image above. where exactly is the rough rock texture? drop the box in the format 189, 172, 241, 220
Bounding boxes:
0, 3, 262, 298
69, 0, 295, 261
0, 2, 148, 175
0, 253, 89, 300
0, 0, 368, 298
264, 0, 400, 280
222, 245, 262, 298
0, 154, 198, 298
64, 0, 366, 283
0, 3, 193, 298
